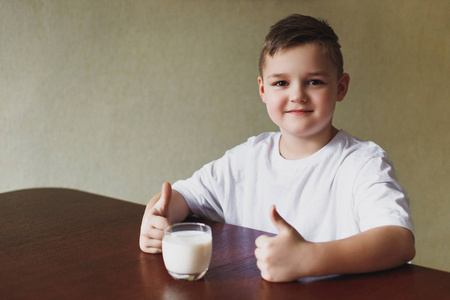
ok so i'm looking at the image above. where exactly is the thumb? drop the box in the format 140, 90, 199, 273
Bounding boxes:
270, 205, 292, 234
156, 182, 172, 217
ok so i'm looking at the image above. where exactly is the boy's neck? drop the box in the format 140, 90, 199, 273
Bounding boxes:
279, 127, 338, 160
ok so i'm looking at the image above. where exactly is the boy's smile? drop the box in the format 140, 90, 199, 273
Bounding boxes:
258, 43, 349, 158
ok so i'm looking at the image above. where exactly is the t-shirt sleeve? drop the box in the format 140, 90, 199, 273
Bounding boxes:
172, 143, 245, 223
172, 159, 225, 222
353, 155, 414, 235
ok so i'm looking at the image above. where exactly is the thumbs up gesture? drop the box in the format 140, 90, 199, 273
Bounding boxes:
139, 182, 173, 254
255, 205, 313, 282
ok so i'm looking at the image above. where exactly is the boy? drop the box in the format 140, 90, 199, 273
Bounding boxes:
139, 14, 415, 282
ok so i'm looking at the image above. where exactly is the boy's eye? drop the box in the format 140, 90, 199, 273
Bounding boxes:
308, 79, 324, 85
274, 81, 288, 87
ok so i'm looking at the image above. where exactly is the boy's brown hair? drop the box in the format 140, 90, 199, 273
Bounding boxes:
259, 14, 344, 79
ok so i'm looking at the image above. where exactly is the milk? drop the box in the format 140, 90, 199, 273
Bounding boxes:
162, 230, 212, 275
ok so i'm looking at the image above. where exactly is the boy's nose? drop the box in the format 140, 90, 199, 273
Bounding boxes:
289, 86, 307, 103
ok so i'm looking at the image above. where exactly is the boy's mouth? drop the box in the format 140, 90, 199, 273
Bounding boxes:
286, 109, 313, 115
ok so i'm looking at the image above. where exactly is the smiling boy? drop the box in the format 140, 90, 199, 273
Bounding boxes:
258, 42, 349, 160
139, 14, 415, 282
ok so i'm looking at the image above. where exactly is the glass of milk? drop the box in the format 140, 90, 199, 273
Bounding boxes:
162, 222, 212, 281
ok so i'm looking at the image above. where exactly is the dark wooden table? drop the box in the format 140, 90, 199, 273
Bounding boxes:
1, 188, 449, 299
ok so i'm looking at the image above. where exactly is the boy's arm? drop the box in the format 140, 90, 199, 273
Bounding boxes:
312, 224, 415, 277
255, 206, 415, 282
139, 182, 192, 253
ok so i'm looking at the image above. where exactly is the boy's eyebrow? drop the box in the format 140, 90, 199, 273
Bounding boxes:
264, 73, 287, 80
266, 71, 331, 79
307, 71, 331, 77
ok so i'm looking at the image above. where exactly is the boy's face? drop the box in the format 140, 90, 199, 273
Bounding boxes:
258, 43, 349, 141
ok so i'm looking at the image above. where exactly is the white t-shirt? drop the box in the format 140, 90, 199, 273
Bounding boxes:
173, 130, 414, 242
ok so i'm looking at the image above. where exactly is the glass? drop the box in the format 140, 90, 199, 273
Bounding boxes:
162, 222, 212, 281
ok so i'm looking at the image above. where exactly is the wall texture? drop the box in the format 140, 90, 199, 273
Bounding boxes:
1, 0, 448, 271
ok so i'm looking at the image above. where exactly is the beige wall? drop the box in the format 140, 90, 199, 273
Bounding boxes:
1, 0, 448, 271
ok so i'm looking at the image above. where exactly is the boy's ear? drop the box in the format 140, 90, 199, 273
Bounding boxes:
258, 76, 266, 103
337, 73, 350, 102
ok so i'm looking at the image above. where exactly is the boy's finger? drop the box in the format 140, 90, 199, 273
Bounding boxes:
255, 234, 272, 249
270, 205, 293, 234
155, 182, 172, 217
139, 237, 163, 254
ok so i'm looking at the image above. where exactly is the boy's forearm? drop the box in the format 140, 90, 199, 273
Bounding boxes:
310, 226, 415, 277
168, 189, 192, 223
146, 189, 191, 224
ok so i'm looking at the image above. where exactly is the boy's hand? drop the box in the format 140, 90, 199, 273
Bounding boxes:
139, 182, 172, 254
255, 205, 314, 282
